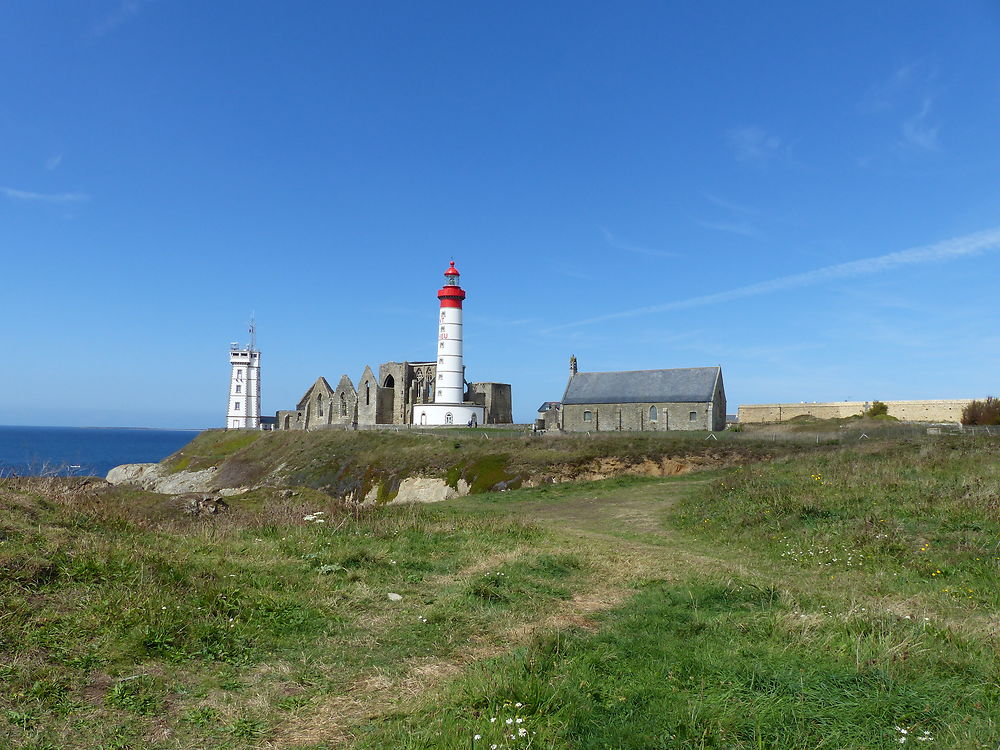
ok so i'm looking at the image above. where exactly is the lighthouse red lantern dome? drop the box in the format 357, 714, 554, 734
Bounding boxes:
438, 261, 467, 308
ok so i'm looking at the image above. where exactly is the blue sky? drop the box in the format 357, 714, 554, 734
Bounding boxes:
3, 1, 1000, 428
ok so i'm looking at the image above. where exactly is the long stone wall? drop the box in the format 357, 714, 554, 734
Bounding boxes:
738, 399, 973, 424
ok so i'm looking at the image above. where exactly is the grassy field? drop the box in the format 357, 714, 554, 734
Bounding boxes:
2, 435, 997, 748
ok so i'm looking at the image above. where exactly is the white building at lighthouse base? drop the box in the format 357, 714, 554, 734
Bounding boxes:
413, 402, 484, 427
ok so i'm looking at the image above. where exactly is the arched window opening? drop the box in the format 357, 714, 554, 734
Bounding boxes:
583, 410, 592, 422
426, 378, 434, 400
340, 392, 348, 416
365, 382, 370, 406
649, 405, 657, 422
383, 374, 395, 388
445, 412, 454, 425
420, 412, 427, 425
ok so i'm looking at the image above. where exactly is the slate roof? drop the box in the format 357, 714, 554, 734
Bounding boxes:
537, 401, 561, 413
562, 367, 721, 405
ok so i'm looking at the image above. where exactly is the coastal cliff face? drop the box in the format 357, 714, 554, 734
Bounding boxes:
107, 428, 780, 504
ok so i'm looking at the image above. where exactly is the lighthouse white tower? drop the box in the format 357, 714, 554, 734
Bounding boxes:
412, 261, 485, 427
226, 320, 261, 429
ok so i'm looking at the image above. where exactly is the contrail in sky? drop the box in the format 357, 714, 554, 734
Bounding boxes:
0, 186, 89, 203
542, 226, 1000, 333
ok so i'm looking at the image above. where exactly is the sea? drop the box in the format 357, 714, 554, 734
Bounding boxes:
0, 425, 201, 478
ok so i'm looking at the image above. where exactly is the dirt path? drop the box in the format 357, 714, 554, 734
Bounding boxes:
266, 477, 746, 749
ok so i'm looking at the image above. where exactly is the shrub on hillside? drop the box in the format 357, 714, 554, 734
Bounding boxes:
864, 400, 889, 418
961, 397, 1000, 426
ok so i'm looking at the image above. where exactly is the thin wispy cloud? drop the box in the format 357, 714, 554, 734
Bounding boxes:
45, 154, 63, 171
89, 0, 150, 38
553, 266, 603, 283
542, 226, 1000, 333
861, 62, 919, 113
697, 220, 759, 238
900, 97, 940, 151
699, 193, 761, 238
599, 227, 676, 258
1, 186, 90, 203
702, 192, 758, 216
726, 127, 784, 163
861, 63, 942, 155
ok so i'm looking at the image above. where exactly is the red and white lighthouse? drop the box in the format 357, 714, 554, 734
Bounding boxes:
413, 261, 485, 427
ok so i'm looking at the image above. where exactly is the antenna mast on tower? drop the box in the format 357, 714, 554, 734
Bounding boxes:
248, 314, 257, 352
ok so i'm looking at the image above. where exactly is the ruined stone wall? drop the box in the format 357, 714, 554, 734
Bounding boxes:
562, 402, 715, 432
378, 362, 408, 424
275, 410, 306, 431
737, 399, 973, 424
469, 382, 513, 424
375, 388, 395, 425
542, 408, 561, 430
330, 375, 358, 426
280, 361, 513, 429
356, 367, 378, 425
711, 373, 727, 432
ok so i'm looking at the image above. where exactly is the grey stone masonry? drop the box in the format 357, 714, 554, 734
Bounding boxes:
562, 401, 716, 431
560, 361, 726, 432
275, 361, 513, 429
331, 374, 358, 426
356, 366, 379, 425
469, 382, 513, 424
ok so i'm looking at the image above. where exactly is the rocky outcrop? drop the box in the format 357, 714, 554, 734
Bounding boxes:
389, 477, 471, 505
108, 450, 721, 501
106, 463, 218, 494
179, 494, 229, 516
105, 463, 159, 486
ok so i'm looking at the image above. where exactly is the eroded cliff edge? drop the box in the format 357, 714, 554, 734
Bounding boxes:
107, 428, 785, 504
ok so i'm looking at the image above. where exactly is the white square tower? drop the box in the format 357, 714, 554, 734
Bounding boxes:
227, 338, 261, 429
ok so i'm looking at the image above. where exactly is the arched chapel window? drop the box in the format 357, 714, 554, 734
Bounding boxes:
340, 392, 348, 416
365, 382, 370, 406
649, 405, 657, 422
